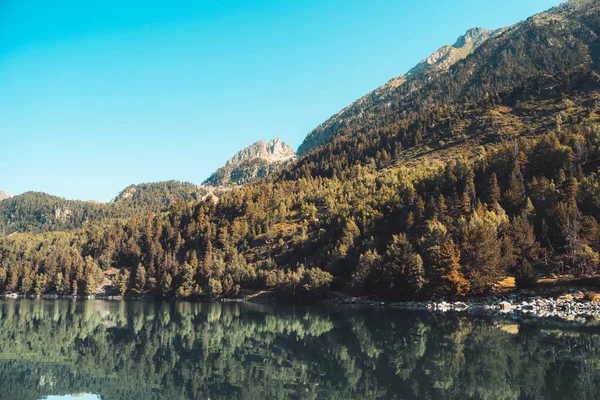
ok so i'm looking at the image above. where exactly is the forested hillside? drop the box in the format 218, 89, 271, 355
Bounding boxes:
1, 0, 600, 301
111, 181, 207, 210
0, 181, 207, 234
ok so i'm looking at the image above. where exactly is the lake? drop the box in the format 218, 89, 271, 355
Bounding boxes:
0, 299, 598, 399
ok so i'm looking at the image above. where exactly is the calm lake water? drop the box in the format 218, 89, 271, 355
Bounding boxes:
0, 299, 599, 400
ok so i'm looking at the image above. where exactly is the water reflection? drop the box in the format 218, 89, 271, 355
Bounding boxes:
0, 299, 599, 399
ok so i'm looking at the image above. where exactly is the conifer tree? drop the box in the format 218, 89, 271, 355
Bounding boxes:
438, 239, 470, 295
487, 173, 501, 204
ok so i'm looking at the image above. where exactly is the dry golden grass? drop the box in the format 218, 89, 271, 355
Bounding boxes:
498, 323, 519, 335
584, 291, 600, 303
537, 275, 600, 288
484, 106, 524, 137
497, 277, 517, 290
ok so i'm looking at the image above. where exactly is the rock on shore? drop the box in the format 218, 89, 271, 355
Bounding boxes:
325, 289, 600, 323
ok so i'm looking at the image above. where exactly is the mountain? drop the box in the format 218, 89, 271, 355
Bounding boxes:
203, 138, 296, 186
0, 181, 210, 234
111, 181, 207, 209
0, 192, 112, 234
4, 1, 600, 302
405, 27, 499, 77
0, 192, 11, 202
296, 27, 499, 156
297, 0, 598, 156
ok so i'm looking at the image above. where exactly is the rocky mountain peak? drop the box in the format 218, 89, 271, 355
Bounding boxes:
453, 27, 492, 48
297, 25, 500, 156
225, 138, 296, 167
407, 26, 496, 77
204, 138, 297, 187
0, 191, 12, 201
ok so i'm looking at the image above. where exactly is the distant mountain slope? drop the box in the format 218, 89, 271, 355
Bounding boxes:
297, 0, 599, 156
0, 181, 209, 234
0, 192, 11, 202
203, 138, 296, 186
0, 192, 112, 234
111, 181, 207, 210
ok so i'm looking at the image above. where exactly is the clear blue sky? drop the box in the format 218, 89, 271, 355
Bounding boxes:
0, 0, 561, 201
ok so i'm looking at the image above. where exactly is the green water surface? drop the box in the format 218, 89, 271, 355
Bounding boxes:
0, 299, 598, 399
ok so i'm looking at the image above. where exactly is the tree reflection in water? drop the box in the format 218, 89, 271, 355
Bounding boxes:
0, 299, 598, 400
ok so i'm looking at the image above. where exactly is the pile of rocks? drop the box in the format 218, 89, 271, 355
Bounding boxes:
330, 290, 600, 321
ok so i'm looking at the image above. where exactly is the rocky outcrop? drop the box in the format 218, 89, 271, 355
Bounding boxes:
203, 138, 297, 187
0, 191, 11, 201
406, 27, 498, 76
225, 138, 296, 167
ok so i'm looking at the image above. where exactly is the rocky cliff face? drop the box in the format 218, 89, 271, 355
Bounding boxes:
0, 192, 11, 201
406, 27, 499, 76
297, 26, 501, 156
225, 138, 296, 167
203, 138, 297, 187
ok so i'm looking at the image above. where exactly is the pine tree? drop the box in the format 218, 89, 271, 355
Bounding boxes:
176, 263, 195, 299
160, 271, 173, 297
114, 270, 130, 295
80, 256, 101, 296
352, 249, 381, 294
560, 176, 578, 203
487, 173, 501, 204
133, 264, 147, 294
461, 190, 471, 215
439, 239, 470, 295
504, 166, 525, 212
436, 194, 448, 220
515, 259, 536, 288
335, 218, 360, 259
509, 216, 541, 268
459, 213, 504, 294
383, 234, 426, 298
202, 241, 214, 278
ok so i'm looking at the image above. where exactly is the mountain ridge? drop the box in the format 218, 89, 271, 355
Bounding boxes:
406, 27, 500, 77
296, 0, 600, 156
296, 25, 501, 156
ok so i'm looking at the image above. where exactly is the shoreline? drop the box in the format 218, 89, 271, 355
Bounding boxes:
324, 289, 600, 324
3, 287, 600, 323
